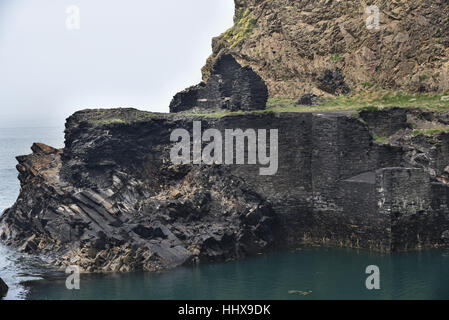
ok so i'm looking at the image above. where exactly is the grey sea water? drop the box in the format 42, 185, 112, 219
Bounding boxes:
0, 126, 448, 300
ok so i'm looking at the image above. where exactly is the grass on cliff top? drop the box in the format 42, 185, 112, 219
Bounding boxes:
180, 91, 449, 119
86, 108, 157, 125
83, 92, 449, 123
267, 91, 449, 113
219, 8, 255, 48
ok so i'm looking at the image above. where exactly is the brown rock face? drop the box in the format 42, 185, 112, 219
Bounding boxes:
203, 0, 449, 97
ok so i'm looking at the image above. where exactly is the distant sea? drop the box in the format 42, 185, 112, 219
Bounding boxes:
1, 127, 449, 300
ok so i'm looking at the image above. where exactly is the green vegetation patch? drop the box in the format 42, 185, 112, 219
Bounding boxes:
219, 8, 255, 48
413, 126, 449, 136
178, 92, 449, 119
178, 108, 273, 119
373, 136, 388, 143
89, 118, 127, 125
330, 53, 344, 62
86, 92, 449, 124
266, 92, 449, 113
86, 108, 157, 126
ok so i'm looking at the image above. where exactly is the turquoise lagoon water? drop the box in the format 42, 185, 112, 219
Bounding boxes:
0, 127, 448, 300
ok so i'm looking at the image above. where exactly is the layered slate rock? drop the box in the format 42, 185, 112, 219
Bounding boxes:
170, 54, 268, 113
1, 107, 449, 273
0, 277, 8, 299
0, 110, 276, 272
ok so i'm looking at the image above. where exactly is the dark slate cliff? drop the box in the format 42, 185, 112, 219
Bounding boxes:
1, 107, 449, 272
170, 54, 268, 113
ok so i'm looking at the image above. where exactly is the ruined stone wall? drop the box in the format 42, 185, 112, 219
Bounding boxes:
170, 55, 268, 113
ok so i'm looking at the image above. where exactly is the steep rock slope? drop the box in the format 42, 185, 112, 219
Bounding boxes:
203, 0, 449, 97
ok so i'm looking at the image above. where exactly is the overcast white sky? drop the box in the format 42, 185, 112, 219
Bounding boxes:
0, 0, 235, 127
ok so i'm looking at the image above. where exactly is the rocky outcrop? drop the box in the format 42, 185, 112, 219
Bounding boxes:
1, 107, 449, 273
204, 0, 449, 97
296, 94, 322, 106
359, 107, 409, 137
316, 69, 350, 95
170, 54, 268, 113
0, 111, 277, 272
0, 277, 8, 298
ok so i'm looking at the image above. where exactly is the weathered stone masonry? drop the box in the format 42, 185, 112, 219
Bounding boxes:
170, 54, 268, 113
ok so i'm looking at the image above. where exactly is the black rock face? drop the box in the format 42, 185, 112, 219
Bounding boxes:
170, 54, 268, 113
168, 83, 206, 113
0, 277, 8, 299
296, 93, 322, 106
359, 107, 408, 137
317, 68, 350, 95
1, 108, 449, 273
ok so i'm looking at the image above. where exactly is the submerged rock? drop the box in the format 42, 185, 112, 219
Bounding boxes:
170, 54, 268, 113
0, 277, 8, 298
